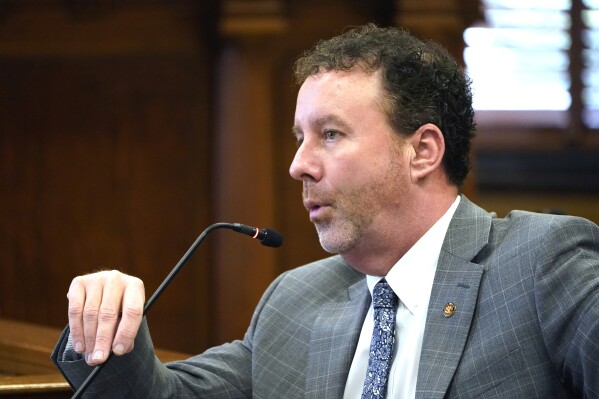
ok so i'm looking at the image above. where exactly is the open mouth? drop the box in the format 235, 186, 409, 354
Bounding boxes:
304, 200, 330, 221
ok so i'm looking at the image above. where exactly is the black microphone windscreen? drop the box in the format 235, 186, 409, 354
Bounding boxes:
260, 228, 284, 248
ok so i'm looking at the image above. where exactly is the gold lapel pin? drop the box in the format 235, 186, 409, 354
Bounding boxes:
443, 302, 456, 318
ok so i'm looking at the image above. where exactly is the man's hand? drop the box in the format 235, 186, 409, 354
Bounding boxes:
66, 270, 145, 365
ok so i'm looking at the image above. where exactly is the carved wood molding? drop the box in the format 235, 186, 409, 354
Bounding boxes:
219, 0, 287, 38
0, 2, 204, 56
395, 0, 481, 58
396, 0, 480, 30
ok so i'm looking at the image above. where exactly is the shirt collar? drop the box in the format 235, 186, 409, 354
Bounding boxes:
367, 196, 460, 314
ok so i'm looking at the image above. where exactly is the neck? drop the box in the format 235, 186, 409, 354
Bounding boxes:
342, 188, 458, 276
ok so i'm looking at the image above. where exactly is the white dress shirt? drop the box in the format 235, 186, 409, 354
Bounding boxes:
343, 196, 460, 399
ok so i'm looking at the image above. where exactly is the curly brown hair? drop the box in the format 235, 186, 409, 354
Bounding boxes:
294, 23, 476, 187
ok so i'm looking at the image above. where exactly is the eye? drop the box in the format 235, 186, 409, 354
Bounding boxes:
292, 129, 304, 147
324, 129, 339, 141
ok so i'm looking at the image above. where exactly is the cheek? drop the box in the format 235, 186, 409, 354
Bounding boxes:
331, 159, 391, 198
325, 140, 407, 190
327, 155, 371, 189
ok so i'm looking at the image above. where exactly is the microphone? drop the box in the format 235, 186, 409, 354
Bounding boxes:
71, 222, 283, 399
230, 223, 284, 248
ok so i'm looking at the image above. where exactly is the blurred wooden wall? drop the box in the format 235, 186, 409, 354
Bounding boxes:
0, 0, 483, 354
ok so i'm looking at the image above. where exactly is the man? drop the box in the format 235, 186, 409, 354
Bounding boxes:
53, 24, 599, 398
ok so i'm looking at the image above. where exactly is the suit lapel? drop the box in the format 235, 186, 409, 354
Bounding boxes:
416, 196, 491, 398
305, 273, 369, 399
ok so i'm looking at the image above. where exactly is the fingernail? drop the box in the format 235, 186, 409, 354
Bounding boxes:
74, 341, 83, 353
113, 344, 125, 355
92, 350, 104, 361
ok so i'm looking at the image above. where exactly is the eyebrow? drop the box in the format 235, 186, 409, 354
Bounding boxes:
291, 114, 350, 137
315, 114, 349, 128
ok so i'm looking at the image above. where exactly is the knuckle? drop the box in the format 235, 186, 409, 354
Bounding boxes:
98, 306, 119, 323
83, 307, 99, 321
67, 278, 83, 299
118, 325, 137, 340
69, 325, 83, 337
122, 303, 143, 319
130, 277, 146, 301
126, 275, 145, 291
131, 276, 144, 288
105, 269, 122, 281
71, 275, 84, 285
84, 332, 96, 346
68, 303, 83, 318
94, 334, 113, 347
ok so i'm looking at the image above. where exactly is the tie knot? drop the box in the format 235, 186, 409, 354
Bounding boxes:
372, 280, 398, 309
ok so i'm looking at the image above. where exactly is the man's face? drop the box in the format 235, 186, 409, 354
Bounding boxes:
290, 69, 412, 256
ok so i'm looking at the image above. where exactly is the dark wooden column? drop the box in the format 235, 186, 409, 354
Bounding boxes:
212, 0, 287, 344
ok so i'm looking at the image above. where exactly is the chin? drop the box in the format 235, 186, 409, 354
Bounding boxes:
316, 226, 356, 255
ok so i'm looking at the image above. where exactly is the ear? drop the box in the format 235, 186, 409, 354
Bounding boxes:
409, 123, 445, 182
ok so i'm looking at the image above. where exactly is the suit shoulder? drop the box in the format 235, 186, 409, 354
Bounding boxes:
474, 210, 599, 265
284, 255, 363, 285
482, 210, 598, 262
253, 256, 363, 310
246, 256, 366, 335
496, 210, 599, 238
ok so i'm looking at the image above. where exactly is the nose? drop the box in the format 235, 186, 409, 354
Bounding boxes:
289, 141, 321, 182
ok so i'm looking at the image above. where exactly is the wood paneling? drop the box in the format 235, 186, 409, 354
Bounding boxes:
0, 2, 215, 354
1, 0, 491, 358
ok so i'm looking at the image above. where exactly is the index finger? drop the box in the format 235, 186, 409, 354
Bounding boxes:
67, 276, 87, 353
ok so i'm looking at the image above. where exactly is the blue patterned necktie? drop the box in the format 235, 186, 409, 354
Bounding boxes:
361, 279, 399, 399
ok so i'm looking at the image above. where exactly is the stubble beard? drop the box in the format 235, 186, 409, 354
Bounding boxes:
307, 144, 406, 256
315, 213, 363, 254
308, 184, 380, 255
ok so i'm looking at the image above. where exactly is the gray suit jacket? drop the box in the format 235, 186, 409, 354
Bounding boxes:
52, 196, 599, 398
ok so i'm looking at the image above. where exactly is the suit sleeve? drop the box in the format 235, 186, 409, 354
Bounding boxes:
535, 216, 599, 398
52, 318, 167, 397
51, 272, 289, 398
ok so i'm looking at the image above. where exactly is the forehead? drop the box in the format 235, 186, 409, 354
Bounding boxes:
298, 69, 382, 101
294, 69, 386, 124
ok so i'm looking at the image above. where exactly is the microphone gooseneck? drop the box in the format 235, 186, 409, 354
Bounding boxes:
71, 222, 283, 399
